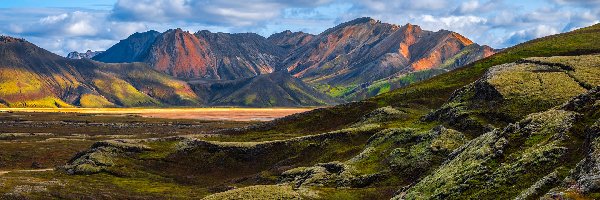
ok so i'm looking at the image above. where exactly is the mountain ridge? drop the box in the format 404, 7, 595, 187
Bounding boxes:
0, 35, 333, 107
93, 17, 494, 100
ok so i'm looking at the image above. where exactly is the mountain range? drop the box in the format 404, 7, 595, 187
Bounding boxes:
0, 17, 494, 108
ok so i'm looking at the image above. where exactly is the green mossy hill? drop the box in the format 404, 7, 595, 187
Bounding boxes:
280, 126, 467, 189
399, 87, 599, 200
352, 106, 409, 127
202, 185, 307, 200
62, 125, 382, 197
524, 54, 600, 88
426, 55, 598, 135
62, 140, 152, 175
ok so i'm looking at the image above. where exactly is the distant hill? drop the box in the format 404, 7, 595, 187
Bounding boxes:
66, 50, 104, 59
192, 70, 342, 107
92, 30, 161, 63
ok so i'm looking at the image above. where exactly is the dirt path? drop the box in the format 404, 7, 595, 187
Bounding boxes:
0, 168, 54, 176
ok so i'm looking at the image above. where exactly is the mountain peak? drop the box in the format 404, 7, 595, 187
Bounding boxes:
166, 28, 187, 34
451, 32, 474, 45
347, 17, 376, 24
0, 36, 26, 44
128, 30, 160, 38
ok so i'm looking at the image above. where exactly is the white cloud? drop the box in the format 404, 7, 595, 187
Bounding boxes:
457, 0, 480, 13
111, 0, 332, 26
505, 25, 559, 46
421, 15, 488, 28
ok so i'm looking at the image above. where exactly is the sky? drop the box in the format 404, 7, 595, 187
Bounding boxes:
0, 0, 598, 56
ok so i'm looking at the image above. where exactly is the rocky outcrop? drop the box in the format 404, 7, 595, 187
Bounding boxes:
279, 161, 382, 188
401, 109, 579, 199
399, 86, 599, 200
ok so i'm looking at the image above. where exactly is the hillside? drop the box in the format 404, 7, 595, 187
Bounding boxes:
23, 24, 599, 199
192, 70, 341, 107
0, 36, 201, 108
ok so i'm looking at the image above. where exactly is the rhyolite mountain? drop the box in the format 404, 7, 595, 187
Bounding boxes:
94, 29, 285, 80
281, 17, 495, 99
95, 17, 495, 100
66, 50, 104, 59
0, 36, 333, 107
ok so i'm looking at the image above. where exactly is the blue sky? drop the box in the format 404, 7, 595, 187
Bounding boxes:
0, 0, 598, 55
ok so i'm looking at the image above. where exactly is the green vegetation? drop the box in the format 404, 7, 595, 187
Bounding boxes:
0, 68, 44, 96
317, 84, 357, 99
93, 72, 159, 107
78, 94, 115, 107
7, 97, 73, 108
203, 185, 305, 200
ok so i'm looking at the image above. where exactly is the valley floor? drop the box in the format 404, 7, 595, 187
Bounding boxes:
0, 111, 255, 197
0, 108, 313, 121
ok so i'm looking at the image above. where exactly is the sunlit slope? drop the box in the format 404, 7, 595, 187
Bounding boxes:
0, 36, 201, 107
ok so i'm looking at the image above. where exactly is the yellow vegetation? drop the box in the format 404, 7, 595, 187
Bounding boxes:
79, 94, 115, 108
